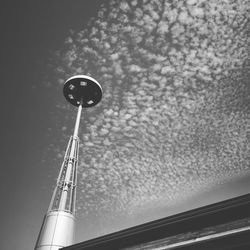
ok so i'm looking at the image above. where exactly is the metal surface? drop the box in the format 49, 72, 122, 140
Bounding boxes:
35, 211, 75, 250
63, 75, 102, 107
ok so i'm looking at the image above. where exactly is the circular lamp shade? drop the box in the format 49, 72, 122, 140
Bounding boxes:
63, 75, 102, 107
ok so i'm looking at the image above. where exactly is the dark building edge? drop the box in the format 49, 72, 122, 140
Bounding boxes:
176, 230, 250, 250
62, 193, 250, 250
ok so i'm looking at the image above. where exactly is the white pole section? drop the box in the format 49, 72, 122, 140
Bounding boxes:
73, 103, 82, 139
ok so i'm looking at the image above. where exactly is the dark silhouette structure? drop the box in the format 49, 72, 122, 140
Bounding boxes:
62, 194, 250, 250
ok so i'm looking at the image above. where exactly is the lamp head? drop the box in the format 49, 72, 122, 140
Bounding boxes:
63, 75, 102, 107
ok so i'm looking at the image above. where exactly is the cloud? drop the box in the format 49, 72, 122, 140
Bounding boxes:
50, 0, 250, 218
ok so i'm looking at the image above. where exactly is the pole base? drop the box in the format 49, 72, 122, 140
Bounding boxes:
35, 211, 75, 250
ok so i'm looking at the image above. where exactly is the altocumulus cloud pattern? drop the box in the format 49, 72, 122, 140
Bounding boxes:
52, 0, 250, 218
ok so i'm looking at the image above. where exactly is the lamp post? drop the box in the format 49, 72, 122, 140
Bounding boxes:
35, 75, 102, 250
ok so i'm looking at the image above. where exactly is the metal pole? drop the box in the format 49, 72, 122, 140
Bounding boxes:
35, 105, 83, 250
59, 104, 82, 211
73, 103, 82, 139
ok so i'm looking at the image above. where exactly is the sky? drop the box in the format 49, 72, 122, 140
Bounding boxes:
1, 1, 250, 250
